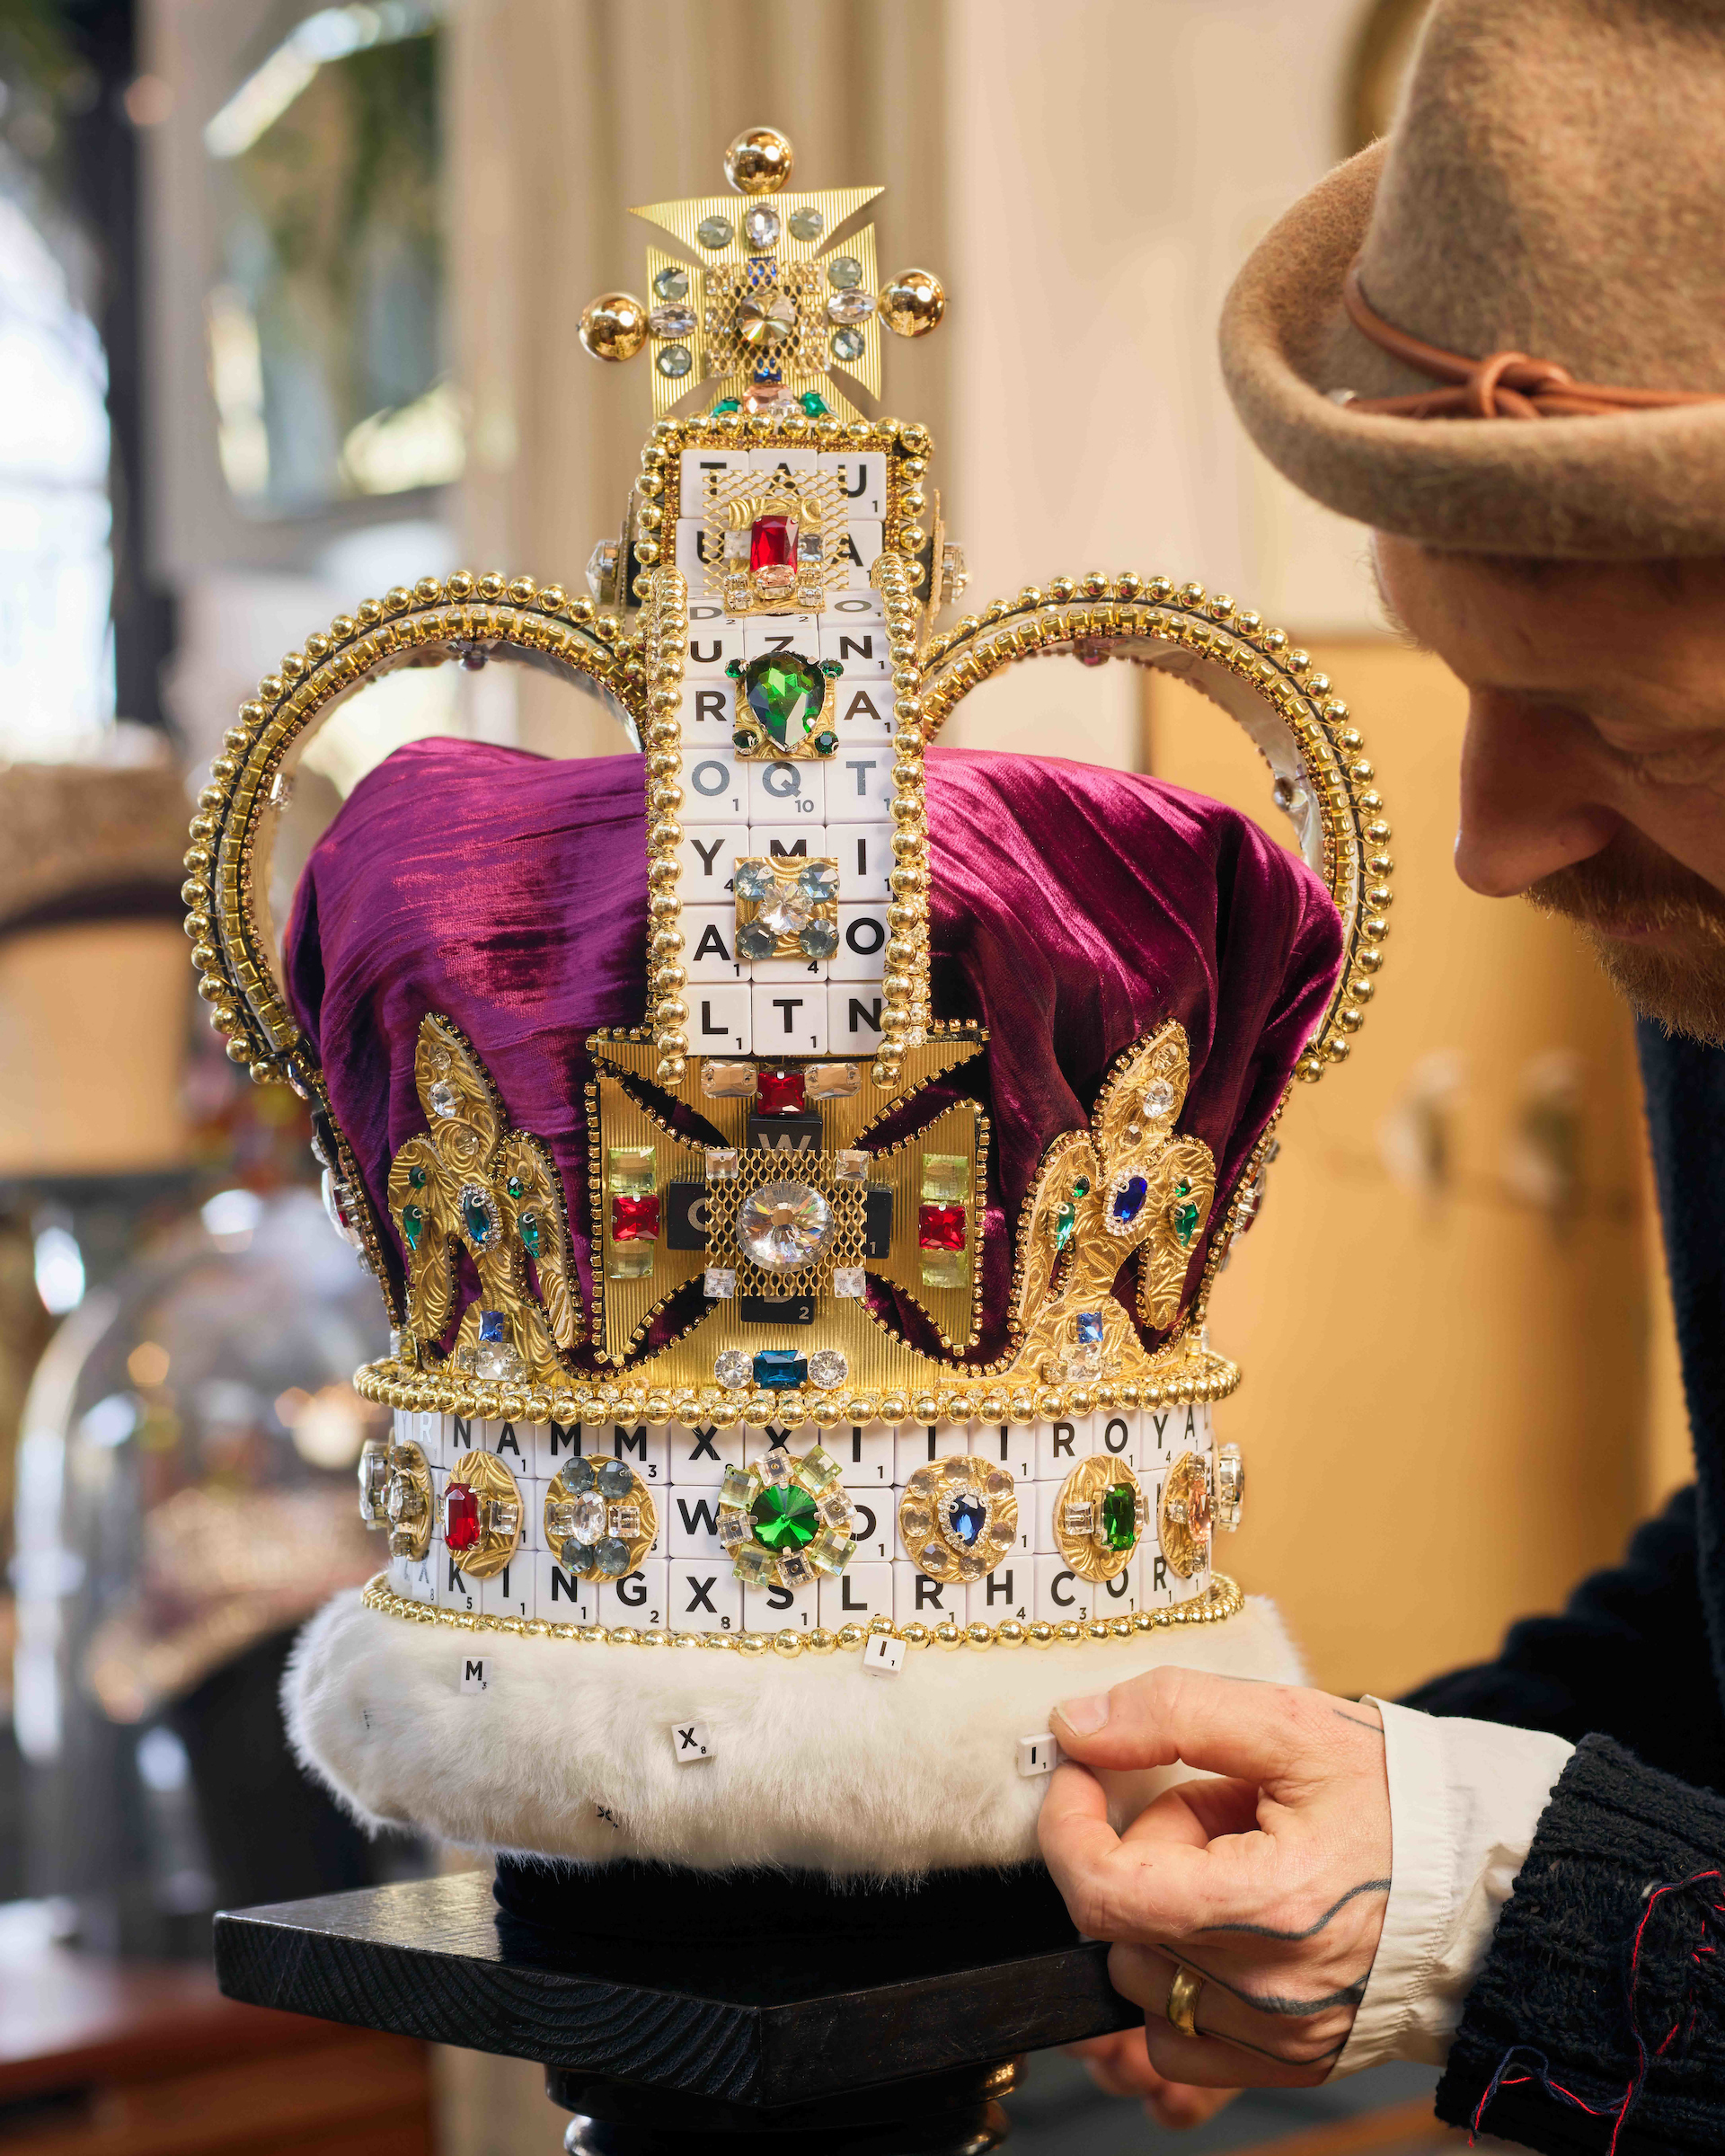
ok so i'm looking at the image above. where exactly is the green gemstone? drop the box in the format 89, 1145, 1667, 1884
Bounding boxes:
408, 1165, 427, 1190
711, 397, 741, 414
506, 1175, 524, 1199
1051, 1199, 1076, 1252
519, 1212, 542, 1256
463, 1193, 494, 1244
402, 1204, 424, 1250
814, 730, 837, 755
798, 391, 829, 416
1073, 1176, 1091, 1200
1101, 1483, 1137, 1553
1172, 1178, 1200, 1246
739, 651, 826, 747
750, 1481, 819, 1553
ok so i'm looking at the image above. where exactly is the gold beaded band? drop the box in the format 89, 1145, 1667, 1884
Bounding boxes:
359, 1567, 1244, 1653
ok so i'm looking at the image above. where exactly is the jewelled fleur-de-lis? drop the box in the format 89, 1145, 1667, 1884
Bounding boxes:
386, 1014, 582, 1380
1012, 1023, 1216, 1372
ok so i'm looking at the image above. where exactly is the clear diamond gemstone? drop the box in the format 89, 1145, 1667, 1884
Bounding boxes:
826, 289, 872, 323
733, 860, 776, 901
830, 326, 864, 363
819, 1490, 854, 1529
743, 205, 781, 249
1062, 1502, 1096, 1536
705, 1149, 739, 1180
473, 1339, 524, 1382
715, 1349, 751, 1390
780, 1551, 814, 1588
717, 1511, 748, 1549
761, 1449, 792, 1486
796, 861, 839, 901
738, 1180, 832, 1269
756, 884, 813, 937
834, 1151, 867, 1183
428, 1080, 459, 1118
1143, 1079, 1176, 1117
649, 303, 696, 337
609, 1502, 641, 1538
704, 1266, 736, 1299
653, 265, 689, 301
808, 1348, 848, 1390
833, 1266, 865, 1299
566, 1492, 605, 1542
587, 537, 618, 603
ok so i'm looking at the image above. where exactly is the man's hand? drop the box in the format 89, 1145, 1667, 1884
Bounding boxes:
1065, 2028, 1241, 2130
1039, 1667, 1392, 2089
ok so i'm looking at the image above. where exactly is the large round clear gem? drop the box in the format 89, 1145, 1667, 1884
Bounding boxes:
808, 1347, 848, 1390
756, 884, 813, 937
569, 1492, 606, 1542
738, 1181, 833, 1270
1143, 1078, 1175, 1117
428, 1079, 460, 1118
656, 345, 693, 378
743, 205, 781, 249
715, 1348, 751, 1390
797, 861, 838, 902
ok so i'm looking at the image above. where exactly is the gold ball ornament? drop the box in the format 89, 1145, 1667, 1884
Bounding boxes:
579, 292, 648, 363
725, 127, 793, 195
878, 269, 946, 339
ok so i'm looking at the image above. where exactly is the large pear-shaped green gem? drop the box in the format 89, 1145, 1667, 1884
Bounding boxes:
740, 651, 825, 747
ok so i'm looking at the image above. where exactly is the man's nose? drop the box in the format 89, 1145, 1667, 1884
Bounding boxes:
1454, 693, 1621, 897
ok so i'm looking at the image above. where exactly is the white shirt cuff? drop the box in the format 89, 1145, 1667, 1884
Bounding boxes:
1331, 1700, 1574, 2076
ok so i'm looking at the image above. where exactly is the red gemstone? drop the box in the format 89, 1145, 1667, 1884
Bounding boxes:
445, 1480, 482, 1551
611, 1194, 661, 1242
755, 1068, 806, 1116
749, 513, 797, 572
917, 1204, 967, 1251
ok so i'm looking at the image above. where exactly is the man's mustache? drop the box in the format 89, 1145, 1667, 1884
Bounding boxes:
1527, 839, 1725, 941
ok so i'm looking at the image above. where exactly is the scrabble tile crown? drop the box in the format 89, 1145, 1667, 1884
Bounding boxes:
188, 130, 1391, 1745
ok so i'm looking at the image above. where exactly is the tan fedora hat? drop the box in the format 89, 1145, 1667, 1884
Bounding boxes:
1219, 0, 1725, 558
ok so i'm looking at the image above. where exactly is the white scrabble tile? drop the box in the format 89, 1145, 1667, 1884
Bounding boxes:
669, 1420, 743, 1484
682, 605, 747, 676
817, 450, 888, 519
438, 1552, 481, 1614
1143, 1401, 1210, 1465
893, 1561, 960, 1626
670, 1719, 714, 1763
836, 1421, 896, 1489
743, 613, 820, 662
385, 1547, 413, 1598
447, 1414, 483, 1460
747, 756, 825, 822
680, 748, 748, 825
518, 1477, 548, 1553
836, 520, 883, 590
1093, 1410, 1137, 1466
744, 1577, 818, 1632
1137, 1542, 1178, 1609
1035, 1415, 1090, 1480
480, 1552, 535, 1621
679, 446, 750, 508
830, 680, 895, 738
832, 903, 889, 981
535, 1551, 599, 1626
1017, 1733, 1063, 1778
687, 984, 751, 1056
819, 1560, 892, 1629
825, 745, 896, 823
895, 1423, 972, 1484
862, 1630, 907, 1675
969, 1564, 1031, 1627
1096, 1565, 1138, 1619
1034, 1555, 1093, 1624
827, 983, 884, 1050
826, 588, 885, 623
594, 1420, 669, 1487
664, 1487, 730, 1558
744, 950, 831, 988
604, 1559, 670, 1630
674, 517, 725, 578
529, 1418, 588, 1479
845, 1489, 894, 1564
477, 1418, 533, 1478
680, 678, 736, 736
748, 444, 819, 474
971, 1423, 1037, 1484
683, 906, 743, 984
677, 829, 747, 902
668, 1562, 743, 1634
748, 820, 832, 868
405, 1409, 441, 1468
743, 1416, 809, 1450
833, 824, 896, 903
398, 1551, 438, 1605
818, 619, 890, 674
751, 983, 827, 1054
1031, 1480, 1064, 1554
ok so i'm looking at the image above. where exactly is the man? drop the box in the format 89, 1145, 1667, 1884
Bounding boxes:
1039, 4, 1725, 2149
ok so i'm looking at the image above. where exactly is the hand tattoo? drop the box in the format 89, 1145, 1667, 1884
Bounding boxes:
1199, 1877, 1391, 1943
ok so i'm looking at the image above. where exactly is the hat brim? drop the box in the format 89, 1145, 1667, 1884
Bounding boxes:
1218, 142, 1725, 559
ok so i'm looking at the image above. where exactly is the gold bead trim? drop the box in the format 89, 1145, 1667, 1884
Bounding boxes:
359, 1567, 1243, 1653
638, 566, 691, 1087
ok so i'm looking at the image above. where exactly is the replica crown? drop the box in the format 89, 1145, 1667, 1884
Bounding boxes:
184, 128, 1393, 1872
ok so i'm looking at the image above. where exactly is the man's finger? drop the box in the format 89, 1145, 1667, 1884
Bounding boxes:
1052, 1666, 1328, 1790
1108, 1944, 1342, 2090
1119, 1774, 1261, 1851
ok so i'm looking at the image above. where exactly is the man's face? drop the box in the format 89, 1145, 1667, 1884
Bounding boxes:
1374, 533, 1725, 1043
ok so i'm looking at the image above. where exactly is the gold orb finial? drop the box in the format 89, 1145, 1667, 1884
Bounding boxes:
579, 291, 648, 363
725, 126, 793, 196
879, 269, 946, 340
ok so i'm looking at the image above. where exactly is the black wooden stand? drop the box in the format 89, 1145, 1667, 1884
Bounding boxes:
214, 1865, 1138, 2153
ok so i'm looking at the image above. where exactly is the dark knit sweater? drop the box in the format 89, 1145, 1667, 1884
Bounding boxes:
1404, 1025, 1725, 2152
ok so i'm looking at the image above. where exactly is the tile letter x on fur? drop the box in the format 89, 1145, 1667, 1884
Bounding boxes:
671, 1719, 713, 1763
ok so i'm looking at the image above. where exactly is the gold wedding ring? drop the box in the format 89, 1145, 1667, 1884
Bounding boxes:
1166, 1965, 1204, 2039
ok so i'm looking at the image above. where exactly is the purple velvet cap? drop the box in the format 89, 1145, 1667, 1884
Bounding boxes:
284, 738, 1340, 1362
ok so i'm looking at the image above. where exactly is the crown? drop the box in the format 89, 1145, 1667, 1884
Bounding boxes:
185, 129, 1390, 1688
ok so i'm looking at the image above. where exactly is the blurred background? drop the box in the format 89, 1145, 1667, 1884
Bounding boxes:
0, 0, 1673, 2151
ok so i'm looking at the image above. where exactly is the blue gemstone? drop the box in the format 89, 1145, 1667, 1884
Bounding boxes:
1111, 1175, 1150, 1226
945, 1494, 987, 1549
753, 1349, 808, 1392
1075, 1311, 1104, 1345
478, 1309, 506, 1342
564, 1457, 596, 1493
597, 1460, 633, 1498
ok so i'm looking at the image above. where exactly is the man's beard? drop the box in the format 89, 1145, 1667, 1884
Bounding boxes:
1526, 836, 1725, 1045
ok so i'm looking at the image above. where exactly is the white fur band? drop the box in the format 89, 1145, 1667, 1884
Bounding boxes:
286, 1589, 1305, 1874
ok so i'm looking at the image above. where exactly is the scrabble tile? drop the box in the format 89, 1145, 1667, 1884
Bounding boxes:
674, 517, 724, 578
818, 619, 890, 674
1096, 1564, 1138, 1618
438, 1552, 481, 1614
844, 1489, 894, 1564
744, 1577, 819, 1632
971, 1423, 1037, 1484
1092, 1410, 1137, 1466
748, 820, 831, 869
670, 1719, 713, 1763
893, 1422, 972, 1484
743, 1417, 809, 1452
1034, 1554, 1093, 1624
480, 1552, 535, 1621
683, 605, 746, 676
527, 1418, 587, 1479
683, 906, 742, 984
687, 984, 751, 1056
680, 678, 736, 736
517, 1478, 548, 1553
826, 588, 885, 623
680, 748, 748, 825
677, 830, 747, 903
834, 823, 896, 902
836, 520, 883, 590
742, 950, 831, 989
604, 1559, 671, 1631
832, 902, 890, 981
827, 984, 884, 1051
1017, 1733, 1063, 1777
893, 1561, 960, 1626
447, 1414, 482, 1459
969, 1563, 1031, 1628
397, 1552, 437, 1605
1031, 1480, 1063, 1554
819, 1560, 892, 1629
411, 1409, 446, 1468
751, 983, 827, 1055
747, 756, 825, 822
748, 444, 818, 474
534, 1552, 599, 1626
743, 613, 820, 662
1137, 1543, 1179, 1609
829, 680, 895, 738
825, 745, 896, 822
668, 1420, 744, 1484
594, 1420, 669, 1488
817, 449, 888, 518
678, 446, 750, 508
668, 1562, 743, 1634
665, 1487, 730, 1557
835, 1421, 896, 1489
476, 1417, 533, 1477
1035, 1415, 1090, 1480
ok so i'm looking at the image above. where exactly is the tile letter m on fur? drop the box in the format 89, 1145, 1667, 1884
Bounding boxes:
460, 1657, 489, 1693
